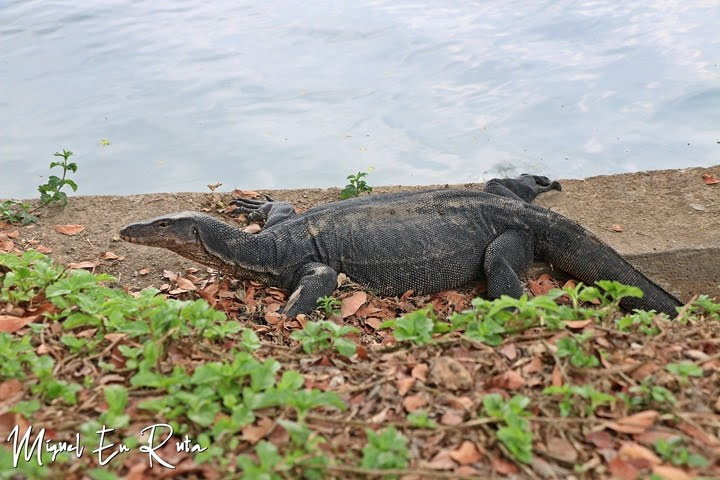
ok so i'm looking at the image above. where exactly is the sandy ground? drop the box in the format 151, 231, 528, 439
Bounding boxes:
3, 164, 719, 300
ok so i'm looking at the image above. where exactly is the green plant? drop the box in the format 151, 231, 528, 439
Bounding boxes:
482, 394, 533, 464
361, 426, 410, 475
665, 362, 703, 383
339, 171, 372, 199
316, 295, 341, 317
685, 295, 720, 321
624, 380, 676, 410
290, 320, 359, 356
543, 385, 615, 417
38, 149, 78, 207
616, 309, 661, 335
407, 409, 436, 429
0, 200, 37, 224
380, 306, 445, 345
654, 437, 709, 468
555, 331, 599, 368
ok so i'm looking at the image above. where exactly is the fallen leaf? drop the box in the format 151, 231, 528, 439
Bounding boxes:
364, 318, 382, 330
585, 430, 615, 449
233, 189, 261, 198
488, 370, 525, 390
546, 437, 578, 463
522, 356, 543, 374
634, 430, 680, 447
36, 245, 53, 254
652, 465, 692, 480
176, 277, 197, 291
411, 363, 429, 383
449, 441, 483, 465
0, 379, 23, 408
241, 417, 274, 444
207, 182, 223, 191
440, 410, 464, 426
396, 377, 415, 396
499, 343, 517, 360
421, 449, 456, 470
138, 268, 150, 275
701, 173, 720, 185
551, 363, 563, 387
676, 421, 720, 446
611, 224, 623, 232
54, 224, 85, 235
565, 319, 593, 329
101, 251, 119, 260
0, 315, 39, 333
341, 291, 367, 318
67, 261, 99, 270
618, 442, 661, 466
243, 224, 262, 234
0, 240, 13, 252
491, 453, 519, 475
608, 456, 640, 480
403, 394, 427, 412
6, 230, 19, 239
605, 410, 659, 435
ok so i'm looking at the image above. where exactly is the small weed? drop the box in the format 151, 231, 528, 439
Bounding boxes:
483, 393, 533, 464
665, 362, 703, 383
290, 320, 359, 357
339, 171, 372, 199
616, 309, 661, 335
316, 295, 341, 317
38, 149, 78, 207
380, 306, 443, 345
361, 426, 410, 475
555, 331, 599, 368
623, 379, 676, 410
0, 200, 37, 224
406, 409, 436, 429
543, 384, 616, 417
654, 437, 709, 468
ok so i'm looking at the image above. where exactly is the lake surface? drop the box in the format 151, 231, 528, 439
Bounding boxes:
1, 0, 717, 198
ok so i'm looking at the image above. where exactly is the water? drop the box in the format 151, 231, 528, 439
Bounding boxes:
1, 0, 718, 198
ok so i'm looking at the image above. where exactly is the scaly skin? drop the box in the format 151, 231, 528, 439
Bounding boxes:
119, 176, 682, 317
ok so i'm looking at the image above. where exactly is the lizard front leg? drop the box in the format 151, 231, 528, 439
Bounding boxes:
231, 197, 297, 227
483, 230, 535, 299
484, 175, 561, 203
283, 263, 338, 317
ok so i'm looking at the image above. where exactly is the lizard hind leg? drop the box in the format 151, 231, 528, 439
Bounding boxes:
283, 263, 338, 317
483, 230, 535, 299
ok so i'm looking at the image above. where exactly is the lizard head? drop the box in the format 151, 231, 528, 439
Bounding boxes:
120, 211, 217, 263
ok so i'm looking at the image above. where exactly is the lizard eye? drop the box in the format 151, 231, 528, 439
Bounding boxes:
158, 221, 169, 228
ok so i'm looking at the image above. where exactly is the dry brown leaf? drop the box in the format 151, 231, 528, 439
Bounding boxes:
429, 357, 473, 390
176, 277, 198, 291
0, 239, 14, 252
264, 312, 282, 325
565, 319, 593, 329
611, 224, 623, 232
440, 410, 464, 426
449, 441, 483, 465
618, 441, 661, 465
0, 379, 23, 408
605, 410, 659, 435
676, 421, 720, 446
138, 268, 150, 275
36, 245, 53, 254
701, 173, 720, 185
411, 363, 429, 382
243, 223, 262, 234
608, 456, 640, 480
396, 377, 415, 396
67, 261, 99, 270
341, 291, 367, 318
634, 430, 680, 447
489, 370, 525, 390
0, 314, 39, 333
101, 251, 119, 260
491, 453, 519, 475
403, 394, 427, 412
6, 230, 19, 239
546, 437, 578, 463
585, 430, 615, 449
364, 318, 382, 330
421, 449, 456, 470
241, 417, 274, 444
499, 343, 517, 360
523, 356, 543, 374
123, 462, 147, 480
652, 465, 692, 480
233, 189, 261, 198
54, 224, 85, 235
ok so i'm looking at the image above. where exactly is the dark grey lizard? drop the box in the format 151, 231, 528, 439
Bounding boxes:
119, 175, 682, 317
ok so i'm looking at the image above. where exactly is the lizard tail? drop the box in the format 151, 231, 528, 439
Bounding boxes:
540, 222, 683, 318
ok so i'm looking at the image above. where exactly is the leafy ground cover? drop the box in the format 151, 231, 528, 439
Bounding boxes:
0, 200, 719, 479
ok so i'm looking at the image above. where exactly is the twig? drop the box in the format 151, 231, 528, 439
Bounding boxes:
327, 464, 487, 479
